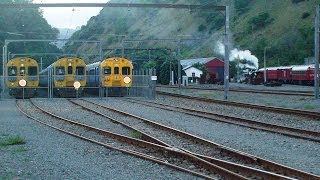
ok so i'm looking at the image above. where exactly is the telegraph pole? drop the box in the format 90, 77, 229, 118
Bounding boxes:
315, 5, 319, 99
224, 6, 230, 100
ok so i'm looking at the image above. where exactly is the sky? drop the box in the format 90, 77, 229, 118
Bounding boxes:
32, 0, 109, 29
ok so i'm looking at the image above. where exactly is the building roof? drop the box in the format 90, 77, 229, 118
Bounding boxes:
180, 57, 215, 68
182, 65, 202, 71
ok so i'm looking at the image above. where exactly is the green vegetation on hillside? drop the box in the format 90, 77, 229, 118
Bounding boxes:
0, 0, 61, 74
63, 0, 319, 84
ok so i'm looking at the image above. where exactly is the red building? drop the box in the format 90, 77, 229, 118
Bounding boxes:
204, 58, 225, 83
180, 57, 226, 84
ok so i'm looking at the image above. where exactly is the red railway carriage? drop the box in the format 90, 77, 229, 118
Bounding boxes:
277, 67, 292, 83
256, 66, 292, 83
291, 65, 315, 85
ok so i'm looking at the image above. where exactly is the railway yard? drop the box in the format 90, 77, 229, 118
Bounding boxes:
1, 83, 320, 179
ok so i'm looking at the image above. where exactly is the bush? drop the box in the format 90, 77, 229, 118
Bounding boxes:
291, 0, 306, 4
198, 24, 207, 32
301, 12, 310, 19
248, 12, 274, 32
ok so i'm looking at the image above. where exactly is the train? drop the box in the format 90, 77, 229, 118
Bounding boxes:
86, 57, 133, 96
5, 56, 133, 98
39, 57, 87, 97
251, 64, 319, 85
5, 57, 39, 98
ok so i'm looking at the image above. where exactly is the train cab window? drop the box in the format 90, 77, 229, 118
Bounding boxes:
68, 66, 73, 75
114, 67, 119, 75
76, 66, 84, 75
28, 66, 37, 76
20, 67, 26, 76
89, 69, 94, 75
103, 67, 111, 75
56, 66, 65, 75
122, 67, 131, 75
8, 67, 17, 76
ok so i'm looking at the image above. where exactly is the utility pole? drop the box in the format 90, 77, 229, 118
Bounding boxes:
264, 46, 270, 84
177, 40, 181, 88
315, 5, 319, 99
224, 6, 230, 100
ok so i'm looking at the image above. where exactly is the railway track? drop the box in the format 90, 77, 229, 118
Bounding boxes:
157, 85, 314, 97
157, 91, 320, 119
16, 99, 245, 179
125, 98, 320, 143
72, 98, 319, 179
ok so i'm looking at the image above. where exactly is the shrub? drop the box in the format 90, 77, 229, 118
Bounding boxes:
301, 12, 310, 19
292, 0, 306, 4
198, 24, 207, 32
248, 12, 274, 31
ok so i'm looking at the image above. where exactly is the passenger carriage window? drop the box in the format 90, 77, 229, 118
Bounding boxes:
122, 67, 130, 75
56, 66, 65, 75
8, 67, 17, 76
76, 66, 84, 75
20, 67, 25, 76
114, 67, 119, 75
68, 66, 73, 74
28, 66, 37, 76
103, 67, 111, 75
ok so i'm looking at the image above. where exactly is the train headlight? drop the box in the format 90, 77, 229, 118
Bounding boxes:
73, 81, 81, 90
19, 79, 27, 87
124, 77, 131, 84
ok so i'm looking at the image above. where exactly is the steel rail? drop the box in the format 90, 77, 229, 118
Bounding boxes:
16, 99, 245, 179
67, 99, 170, 147
127, 98, 320, 143
157, 91, 320, 119
157, 85, 313, 97
81, 99, 319, 179
71, 99, 294, 179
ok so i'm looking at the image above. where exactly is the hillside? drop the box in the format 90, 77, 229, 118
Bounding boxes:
0, 0, 61, 74
64, 0, 319, 83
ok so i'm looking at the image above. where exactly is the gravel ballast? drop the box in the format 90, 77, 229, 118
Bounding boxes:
157, 83, 320, 112
0, 99, 200, 179
92, 97, 320, 176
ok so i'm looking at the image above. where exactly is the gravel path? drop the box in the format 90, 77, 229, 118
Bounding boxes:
92, 97, 320, 176
0, 99, 200, 179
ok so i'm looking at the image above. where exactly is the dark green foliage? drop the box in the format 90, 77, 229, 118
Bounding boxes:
198, 24, 207, 32
235, 0, 254, 15
291, 0, 306, 4
248, 12, 274, 32
0, 0, 60, 74
301, 12, 310, 19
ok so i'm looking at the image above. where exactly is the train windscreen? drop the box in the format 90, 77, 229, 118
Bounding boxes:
76, 66, 85, 75
122, 67, 131, 75
8, 67, 17, 76
56, 66, 65, 75
28, 66, 37, 76
103, 67, 111, 75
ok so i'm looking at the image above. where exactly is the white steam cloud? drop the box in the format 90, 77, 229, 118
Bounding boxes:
216, 41, 259, 70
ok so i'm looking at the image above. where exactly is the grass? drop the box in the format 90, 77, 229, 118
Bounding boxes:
0, 136, 26, 146
14, 146, 28, 153
304, 104, 315, 110
131, 131, 142, 139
